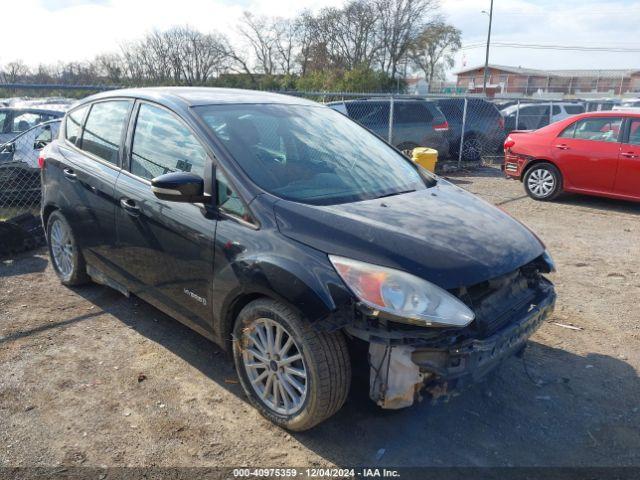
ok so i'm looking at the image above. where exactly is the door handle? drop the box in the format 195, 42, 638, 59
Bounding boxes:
120, 198, 140, 216
554, 144, 570, 150
621, 152, 638, 159
62, 168, 77, 180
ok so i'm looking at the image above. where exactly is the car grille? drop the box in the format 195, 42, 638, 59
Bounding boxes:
455, 265, 541, 338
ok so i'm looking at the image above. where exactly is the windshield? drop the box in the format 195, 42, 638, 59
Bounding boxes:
195, 104, 430, 205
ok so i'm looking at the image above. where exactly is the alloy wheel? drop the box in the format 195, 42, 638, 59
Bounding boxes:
527, 168, 555, 197
240, 318, 308, 416
50, 219, 74, 277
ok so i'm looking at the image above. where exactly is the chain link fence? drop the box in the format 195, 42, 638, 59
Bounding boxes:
0, 87, 632, 256
0, 119, 60, 255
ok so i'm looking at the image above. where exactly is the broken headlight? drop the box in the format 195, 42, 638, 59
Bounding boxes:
329, 255, 475, 328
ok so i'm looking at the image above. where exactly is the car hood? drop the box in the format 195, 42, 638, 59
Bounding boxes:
273, 180, 545, 290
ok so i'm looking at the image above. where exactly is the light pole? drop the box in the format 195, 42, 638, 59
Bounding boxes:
482, 0, 494, 95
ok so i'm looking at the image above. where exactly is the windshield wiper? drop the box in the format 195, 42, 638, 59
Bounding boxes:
376, 189, 416, 199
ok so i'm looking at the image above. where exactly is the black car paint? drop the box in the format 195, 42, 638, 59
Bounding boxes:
435, 98, 506, 158
42, 87, 550, 354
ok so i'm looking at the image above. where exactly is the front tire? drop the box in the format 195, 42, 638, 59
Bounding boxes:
233, 299, 351, 431
46, 211, 89, 286
523, 163, 562, 201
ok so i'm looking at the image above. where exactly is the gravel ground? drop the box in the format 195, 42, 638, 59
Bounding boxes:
1, 167, 639, 468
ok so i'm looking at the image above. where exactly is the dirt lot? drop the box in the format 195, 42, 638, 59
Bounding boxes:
1, 167, 639, 468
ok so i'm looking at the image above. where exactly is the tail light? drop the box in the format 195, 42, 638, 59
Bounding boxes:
433, 120, 449, 132
503, 137, 515, 150
37, 154, 46, 169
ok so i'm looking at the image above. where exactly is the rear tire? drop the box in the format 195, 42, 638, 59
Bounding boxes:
46, 210, 89, 286
233, 298, 351, 431
523, 162, 562, 201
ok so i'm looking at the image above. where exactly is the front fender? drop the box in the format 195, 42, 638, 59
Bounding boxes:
211, 235, 354, 347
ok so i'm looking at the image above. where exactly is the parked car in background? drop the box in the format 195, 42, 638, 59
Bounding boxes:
328, 98, 449, 156
435, 98, 505, 161
584, 99, 620, 112
502, 102, 585, 132
503, 111, 640, 202
620, 98, 640, 108
0, 106, 66, 144
41, 87, 556, 431
0, 120, 61, 207
0, 119, 61, 167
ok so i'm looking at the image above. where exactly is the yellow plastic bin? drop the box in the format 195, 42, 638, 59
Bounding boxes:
411, 147, 438, 173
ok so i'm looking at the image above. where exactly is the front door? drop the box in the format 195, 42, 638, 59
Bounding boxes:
552, 116, 623, 193
614, 118, 640, 199
113, 102, 216, 332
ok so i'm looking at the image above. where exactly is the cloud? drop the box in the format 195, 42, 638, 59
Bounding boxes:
3, 0, 639, 72
442, 0, 640, 71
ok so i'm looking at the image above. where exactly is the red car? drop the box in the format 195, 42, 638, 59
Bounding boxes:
503, 111, 640, 202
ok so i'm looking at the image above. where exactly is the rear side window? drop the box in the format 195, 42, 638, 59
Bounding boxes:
565, 105, 585, 115
346, 102, 389, 127
81, 100, 131, 164
12, 112, 41, 133
131, 103, 207, 180
394, 103, 433, 123
65, 106, 88, 145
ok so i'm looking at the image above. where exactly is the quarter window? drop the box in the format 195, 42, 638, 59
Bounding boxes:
65, 106, 88, 145
217, 170, 250, 220
81, 101, 131, 164
131, 104, 207, 181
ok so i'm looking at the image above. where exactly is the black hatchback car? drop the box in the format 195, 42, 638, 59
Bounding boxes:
41, 88, 556, 431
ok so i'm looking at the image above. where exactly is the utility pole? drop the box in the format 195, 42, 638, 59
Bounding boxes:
482, 0, 494, 95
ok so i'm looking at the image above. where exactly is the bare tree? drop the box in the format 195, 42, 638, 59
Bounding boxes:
2, 60, 31, 83
238, 12, 277, 75
374, 0, 439, 79
409, 22, 461, 91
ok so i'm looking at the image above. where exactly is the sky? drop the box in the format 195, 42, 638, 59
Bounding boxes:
5, 0, 640, 74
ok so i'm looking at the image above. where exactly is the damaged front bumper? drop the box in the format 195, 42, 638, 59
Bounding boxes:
349, 277, 556, 409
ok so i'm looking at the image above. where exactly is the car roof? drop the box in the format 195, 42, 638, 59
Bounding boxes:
77, 87, 319, 108
327, 98, 434, 105
576, 110, 640, 117
0, 106, 67, 114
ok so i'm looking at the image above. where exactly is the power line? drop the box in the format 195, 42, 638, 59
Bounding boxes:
461, 42, 640, 53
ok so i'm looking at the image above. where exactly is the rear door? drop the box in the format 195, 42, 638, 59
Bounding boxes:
112, 101, 216, 332
55, 100, 132, 268
614, 118, 640, 198
552, 116, 623, 193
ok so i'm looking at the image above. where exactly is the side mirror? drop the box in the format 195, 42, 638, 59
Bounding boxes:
151, 171, 208, 203
1, 143, 15, 154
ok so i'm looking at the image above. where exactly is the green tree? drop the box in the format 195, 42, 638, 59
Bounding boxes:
409, 22, 461, 92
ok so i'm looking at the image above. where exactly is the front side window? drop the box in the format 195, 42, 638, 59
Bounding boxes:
65, 106, 88, 144
567, 117, 623, 143
131, 104, 207, 181
196, 104, 430, 205
81, 101, 131, 164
